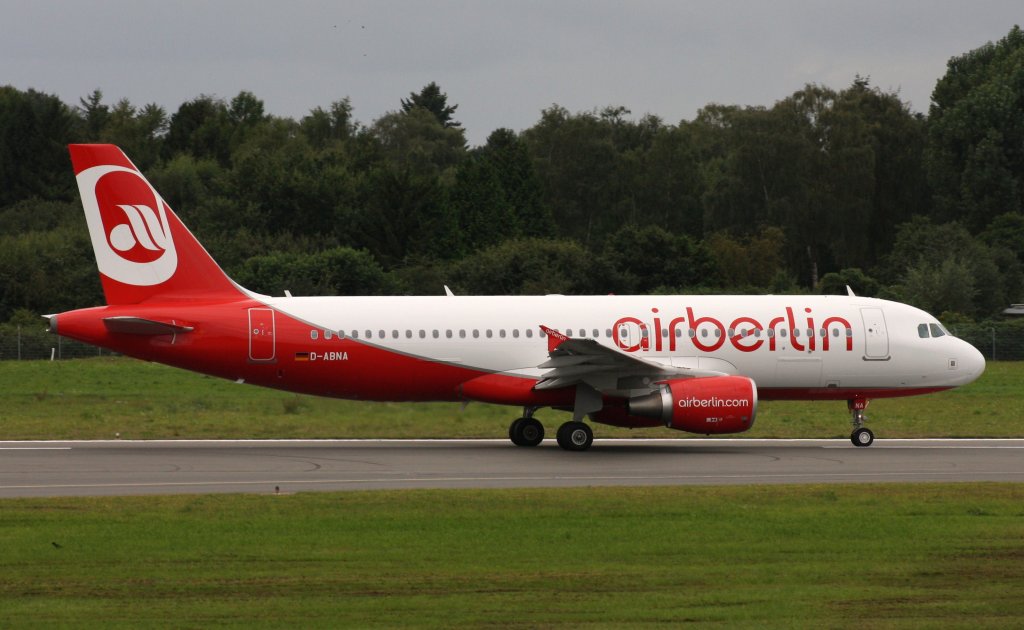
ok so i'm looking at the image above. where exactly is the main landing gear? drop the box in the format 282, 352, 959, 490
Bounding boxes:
509, 410, 544, 447
508, 408, 594, 451
848, 398, 874, 447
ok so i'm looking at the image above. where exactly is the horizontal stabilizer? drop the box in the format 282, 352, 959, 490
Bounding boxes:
103, 316, 194, 336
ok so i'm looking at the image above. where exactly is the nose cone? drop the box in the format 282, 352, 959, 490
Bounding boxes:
958, 340, 986, 386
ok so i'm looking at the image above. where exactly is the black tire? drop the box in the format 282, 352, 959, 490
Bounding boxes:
509, 418, 525, 446
851, 427, 874, 447
510, 417, 544, 447
556, 421, 593, 452
517, 418, 545, 447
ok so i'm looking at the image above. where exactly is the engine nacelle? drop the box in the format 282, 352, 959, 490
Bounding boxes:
627, 375, 757, 434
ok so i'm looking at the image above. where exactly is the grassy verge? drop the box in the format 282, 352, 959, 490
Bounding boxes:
0, 357, 1020, 440
2, 484, 1023, 627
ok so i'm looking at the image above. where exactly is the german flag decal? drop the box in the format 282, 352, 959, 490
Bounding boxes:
294, 352, 310, 361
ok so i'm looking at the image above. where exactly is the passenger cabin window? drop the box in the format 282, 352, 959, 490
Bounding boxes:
419, 330, 426, 339
310, 330, 319, 340
325, 330, 333, 340
526, 329, 534, 338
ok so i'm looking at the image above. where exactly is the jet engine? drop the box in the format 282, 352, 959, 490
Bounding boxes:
627, 375, 757, 434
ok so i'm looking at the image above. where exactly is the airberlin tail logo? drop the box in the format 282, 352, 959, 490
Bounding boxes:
76, 164, 178, 286
108, 204, 170, 262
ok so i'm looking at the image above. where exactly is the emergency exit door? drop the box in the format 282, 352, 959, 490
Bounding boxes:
248, 307, 276, 362
860, 307, 889, 360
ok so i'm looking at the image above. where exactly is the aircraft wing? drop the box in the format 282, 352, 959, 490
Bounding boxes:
534, 325, 724, 393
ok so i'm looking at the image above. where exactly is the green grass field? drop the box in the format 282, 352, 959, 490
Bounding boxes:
2, 484, 1023, 627
0, 357, 1020, 440
3, 360, 1023, 626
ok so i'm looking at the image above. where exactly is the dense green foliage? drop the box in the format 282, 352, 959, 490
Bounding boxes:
2, 27, 1023, 324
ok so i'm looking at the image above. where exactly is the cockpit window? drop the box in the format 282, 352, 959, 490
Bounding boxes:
929, 323, 945, 338
918, 323, 929, 338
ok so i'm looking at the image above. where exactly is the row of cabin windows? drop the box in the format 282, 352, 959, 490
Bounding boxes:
310, 325, 854, 341
313, 328, 548, 341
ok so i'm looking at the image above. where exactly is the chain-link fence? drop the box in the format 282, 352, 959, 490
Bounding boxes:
946, 323, 1024, 361
0, 325, 112, 360
3, 321, 1024, 361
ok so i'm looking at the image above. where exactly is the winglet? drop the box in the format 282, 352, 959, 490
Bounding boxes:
444, 285, 455, 297
540, 325, 569, 352
846, 285, 856, 297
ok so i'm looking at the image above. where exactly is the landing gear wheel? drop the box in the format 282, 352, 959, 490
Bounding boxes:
508, 418, 524, 444
851, 427, 874, 447
509, 417, 544, 447
556, 421, 593, 452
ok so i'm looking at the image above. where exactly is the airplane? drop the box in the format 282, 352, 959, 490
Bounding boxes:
48, 144, 987, 451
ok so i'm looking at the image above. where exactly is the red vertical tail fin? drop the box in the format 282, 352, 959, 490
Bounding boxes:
69, 144, 247, 304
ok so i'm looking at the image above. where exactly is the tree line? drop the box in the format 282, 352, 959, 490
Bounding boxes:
1, 26, 1023, 328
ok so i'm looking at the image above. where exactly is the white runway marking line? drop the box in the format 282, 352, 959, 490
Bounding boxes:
4, 438, 1024, 446
5, 470, 1024, 491
0, 447, 72, 450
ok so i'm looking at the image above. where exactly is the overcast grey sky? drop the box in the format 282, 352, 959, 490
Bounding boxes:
2, 1, 1020, 146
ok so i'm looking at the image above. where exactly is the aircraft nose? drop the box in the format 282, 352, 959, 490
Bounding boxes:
958, 340, 986, 385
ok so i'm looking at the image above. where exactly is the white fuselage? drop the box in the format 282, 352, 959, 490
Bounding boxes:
265, 294, 985, 395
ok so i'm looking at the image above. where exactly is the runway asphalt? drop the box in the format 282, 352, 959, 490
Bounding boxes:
2, 438, 1024, 498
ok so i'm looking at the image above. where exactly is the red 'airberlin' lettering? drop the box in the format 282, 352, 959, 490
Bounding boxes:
612, 307, 853, 354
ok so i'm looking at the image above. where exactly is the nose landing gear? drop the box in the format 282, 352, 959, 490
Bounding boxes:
849, 398, 874, 447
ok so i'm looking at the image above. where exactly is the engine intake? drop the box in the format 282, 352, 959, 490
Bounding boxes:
628, 375, 757, 434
